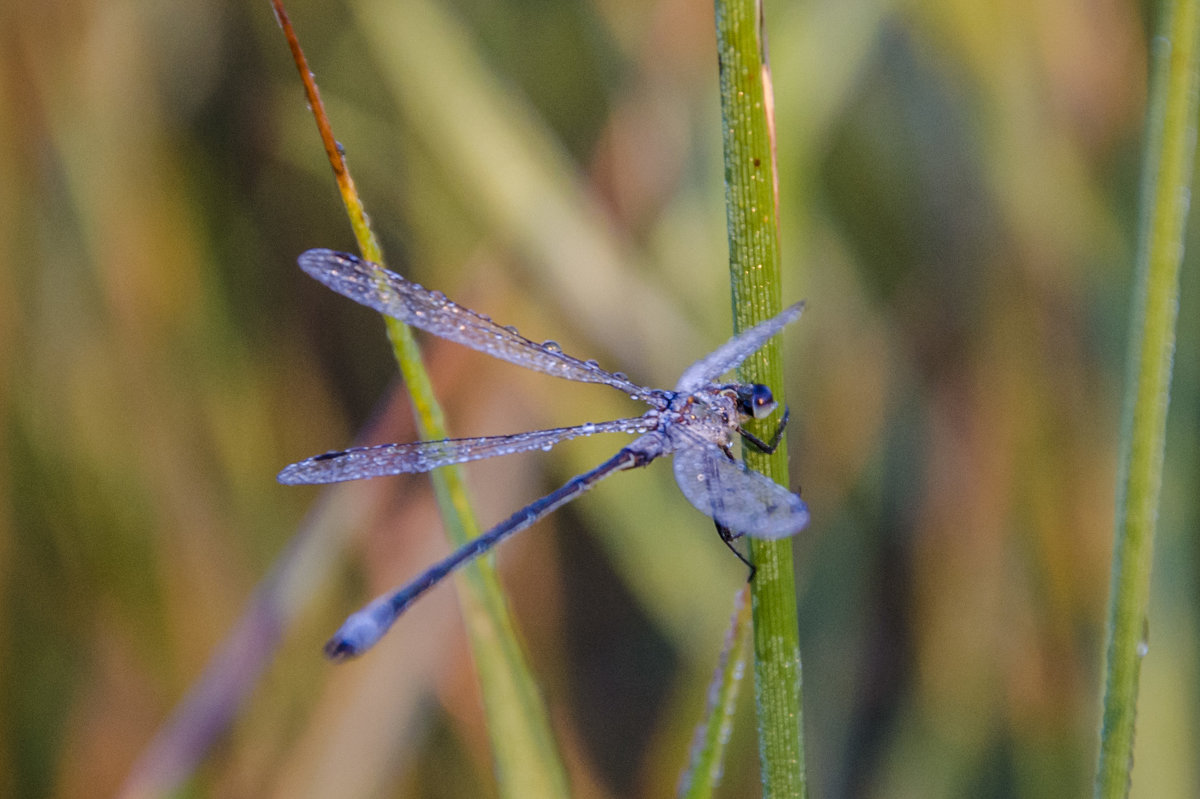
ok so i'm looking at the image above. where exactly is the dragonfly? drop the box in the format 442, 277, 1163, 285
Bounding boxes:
279, 249, 809, 660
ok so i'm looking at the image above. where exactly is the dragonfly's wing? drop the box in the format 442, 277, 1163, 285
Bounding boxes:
674, 302, 805, 394
671, 442, 808, 539
299, 250, 658, 401
278, 417, 652, 485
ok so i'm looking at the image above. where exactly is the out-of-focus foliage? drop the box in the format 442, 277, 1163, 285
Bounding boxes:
0, 0, 1194, 797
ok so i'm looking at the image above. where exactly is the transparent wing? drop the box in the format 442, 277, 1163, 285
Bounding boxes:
299, 250, 660, 401
671, 442, 808, 539
674, 302, 805, 394
278, 417, 653, 485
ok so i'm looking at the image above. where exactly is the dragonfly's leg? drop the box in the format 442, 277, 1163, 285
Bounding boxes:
715, 522, 756, 582
738, 405, 790, 454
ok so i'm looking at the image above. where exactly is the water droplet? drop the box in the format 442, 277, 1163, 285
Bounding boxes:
542, 340, 561, 352
504, 324, 519, 334
541, 444, 553, 452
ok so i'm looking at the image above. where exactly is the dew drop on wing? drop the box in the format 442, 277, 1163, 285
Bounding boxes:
542, 340, 561, 352
503, 324, 519, 334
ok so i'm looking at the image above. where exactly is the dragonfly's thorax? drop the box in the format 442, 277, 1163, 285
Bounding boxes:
657, 386, 746, 450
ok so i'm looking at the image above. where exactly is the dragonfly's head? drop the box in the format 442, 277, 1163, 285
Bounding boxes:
735, 384, 778, 420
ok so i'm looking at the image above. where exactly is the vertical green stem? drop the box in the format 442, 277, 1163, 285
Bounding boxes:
1096, 0, 1200, 796
714, 1, 806, 796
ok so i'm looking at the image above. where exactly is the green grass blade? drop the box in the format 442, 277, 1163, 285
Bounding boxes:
273, 5, 569, 797
713, 0, 806, 796
678, 587, 753, 799
1095, 0, 1200, 795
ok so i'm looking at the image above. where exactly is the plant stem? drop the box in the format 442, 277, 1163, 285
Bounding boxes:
1096, 0, 1200, 795
713, 0, 806, 796
272, 4, 569, 796
678, 586, 753, 799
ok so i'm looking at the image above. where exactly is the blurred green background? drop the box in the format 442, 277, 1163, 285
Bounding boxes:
1, 0, 1196, 796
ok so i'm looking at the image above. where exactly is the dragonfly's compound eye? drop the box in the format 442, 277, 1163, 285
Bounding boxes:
737, 384, 777, 419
